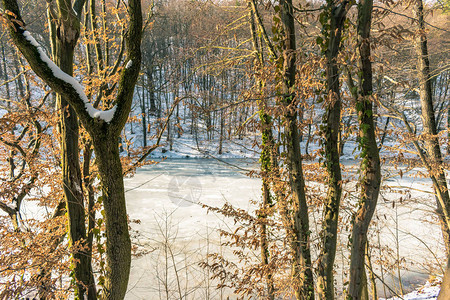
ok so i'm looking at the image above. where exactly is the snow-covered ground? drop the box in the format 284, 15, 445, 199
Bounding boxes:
382, 279, 441, 300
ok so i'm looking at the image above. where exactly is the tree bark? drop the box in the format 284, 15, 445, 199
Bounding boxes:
317, 2, 349, 299
2, 0, 142, 298
438, 258, 450, 300
347, 0, 381, 299
413, 0, 450, 255
411, 0, 450, 297
249, 9, 275, 298
1, 42, 11, 102
140, 77, 147, 147
278, 0, 314, 298
48, 0, 96, 298
91, 132, 131, 299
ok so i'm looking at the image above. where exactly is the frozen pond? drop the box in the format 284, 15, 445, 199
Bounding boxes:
125, 158, 261, 299
123, 158, 444, 299
125, 158, 261, 238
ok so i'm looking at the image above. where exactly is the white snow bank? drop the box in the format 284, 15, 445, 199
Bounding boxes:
382, 280, 440, 300
22, 30, 116, 123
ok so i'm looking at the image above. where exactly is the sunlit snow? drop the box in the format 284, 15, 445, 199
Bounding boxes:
126, 60, 133, 69
22, 30, 116, 123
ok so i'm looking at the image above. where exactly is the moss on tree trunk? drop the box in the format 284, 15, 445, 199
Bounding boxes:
317, 2, 349, 299
347, 0, 381, 299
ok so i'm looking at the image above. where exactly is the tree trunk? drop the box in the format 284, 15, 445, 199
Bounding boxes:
257, 107, 277, 300
317, 2, 348, 299
3, 0, 142, 298
279, 0, 314, 298
83, 142, 96, 262
249, 9, 276, 297
0, 42, 4, 80
50, 2, 96, 298
92, 133, 131, 300
140, 77, 147, 147
413, 0, 450, 255
438, 258, 450, 300
413, 0, 450, 297
13, 55, 25, 98
347, 0, 381, 299
1, 42, 11, 102
148, 70, 157, 114
447, 104, 450, 155
219, 109, 224, 155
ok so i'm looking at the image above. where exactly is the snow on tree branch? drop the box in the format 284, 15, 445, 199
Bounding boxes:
22, 30, 117, 123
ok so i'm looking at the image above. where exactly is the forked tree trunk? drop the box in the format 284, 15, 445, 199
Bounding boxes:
2, 0, 142, 298
279, 0, 314, 298
347, 0, 381, 299
317, 1, 349, 299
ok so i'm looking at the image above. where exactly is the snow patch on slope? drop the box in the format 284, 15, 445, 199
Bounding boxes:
382, 280, 441, 300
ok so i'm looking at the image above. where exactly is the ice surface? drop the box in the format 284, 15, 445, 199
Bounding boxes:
124, 158, 260, 299
124, 158, 444, 299
0, 156, 444, 299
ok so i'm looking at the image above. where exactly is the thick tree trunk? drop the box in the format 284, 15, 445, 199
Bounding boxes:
92, 133, 131, 300
347, 0, 381, 299
317, 2, 348, 299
